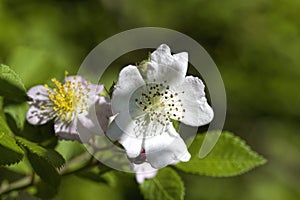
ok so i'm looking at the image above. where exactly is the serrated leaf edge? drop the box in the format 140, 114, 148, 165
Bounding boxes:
0, 134, 24, 166
16, 137, 65, 169
140, 168, 185, 200
175, 131, 267, 177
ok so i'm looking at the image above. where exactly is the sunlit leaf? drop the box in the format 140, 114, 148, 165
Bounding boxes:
0, 133, 24, 166
16, 136, 65, 169
175, 131, 266, 177
0, 111, 11, 135
140, 167, 184, 200
4, 101, 29, 131
27, 151, 60, 187
0, 64, 27, 102
17, 122, 58, 149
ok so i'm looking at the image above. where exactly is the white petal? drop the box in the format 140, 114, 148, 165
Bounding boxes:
132, 162, 158, 184
65, 75, 88, 86
88, 84, 104, 95
106, 113, 144, 158
55, 121, 80, 141
76, 118, 102, 143
77, 96, 112, 142
95, 96, 112, 132
27, 85, 50, 102
146, 44, 188, 88
77, 105, 104, 135
26, 105, 53, 125
86, 84, 104, 105
119, 132, 144, 158
106, 117, 123, 141
111, 65, 145, 114
175, 76, 214, 127
145, 124, 191, 169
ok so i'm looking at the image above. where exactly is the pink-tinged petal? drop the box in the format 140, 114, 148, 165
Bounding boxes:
132, 162, 158, 184
64, 75, 88, 86
26, 105, 53, 125
54, 121, 80, 141
89, 84, 104, 96
77, 96, 111, 134
77, 97, 112, 143
27, 85, 50, 102
129, 149, 147, 164
86, 84, 104, 105
96, 96, 112, 132
146, 44, 188, 88
145, 124, 191, 169
77, 114, 96, 130
77, 110, 101, 135
175, 76, 214, 127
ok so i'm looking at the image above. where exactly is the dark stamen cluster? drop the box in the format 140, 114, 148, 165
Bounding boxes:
135, 81, 185, 127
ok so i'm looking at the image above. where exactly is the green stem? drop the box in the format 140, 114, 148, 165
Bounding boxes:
0, 156, 112, 196
62, 158, 101, 176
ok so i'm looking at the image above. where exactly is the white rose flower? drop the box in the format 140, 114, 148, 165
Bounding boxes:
107, 44, 214, 168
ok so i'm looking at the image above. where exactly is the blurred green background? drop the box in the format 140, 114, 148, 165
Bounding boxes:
1, 0, 300, 199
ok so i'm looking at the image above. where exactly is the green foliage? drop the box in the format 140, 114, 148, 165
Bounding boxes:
0, 110, 12, 135
17, 122, 58, 149
26, 151, 60, 188
0, 167, 26, 183
55, 140, 86, 161
0, 64, 27, 102
16, 136, 65, 169
1, 0, 297, 198
171, 119, 180, 132
176, 132, 266, 177
140, 168, 185, 200
4, 101, 29, 131
0, 133, 24, 166
35, 181, 58, 199
13, 136, 64, 190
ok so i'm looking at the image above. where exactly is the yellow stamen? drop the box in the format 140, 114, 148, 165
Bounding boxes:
43, 73, 90, 122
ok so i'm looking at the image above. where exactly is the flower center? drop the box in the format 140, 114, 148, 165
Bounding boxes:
41, 72, 89, 121
135, 82, 185, 126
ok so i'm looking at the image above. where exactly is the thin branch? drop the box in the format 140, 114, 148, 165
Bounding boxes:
0, 175, 33, 195
0, 154, 112, 196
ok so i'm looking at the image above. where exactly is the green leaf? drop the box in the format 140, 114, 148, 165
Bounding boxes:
0, 64, 27, 102
27, 151, 60, 187
140, 168, 185, 200
0, 133, 24, 166
35, 180, 58, 199
0, 97, 12, 135
18, 122, 58, 149
4, 101, 29, 131
171, 119, 180, 132
0, 111, 12, 135
16, 136, 65, 169
175, 131, 267, 177
0, 167, 26, 183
